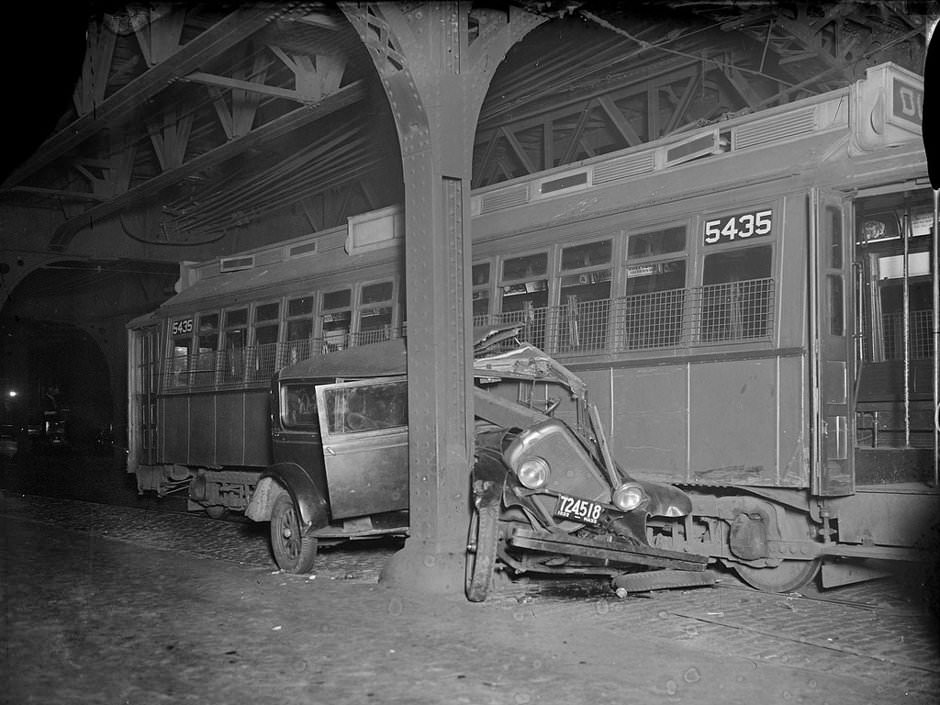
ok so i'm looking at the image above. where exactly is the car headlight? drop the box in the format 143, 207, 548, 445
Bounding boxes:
612, 483, 648, 512
516, 457, 550, 489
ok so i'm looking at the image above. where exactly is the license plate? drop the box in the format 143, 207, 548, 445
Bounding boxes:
554, 494, 603, 525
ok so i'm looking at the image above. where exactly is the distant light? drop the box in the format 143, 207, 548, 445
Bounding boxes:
6, 390, 17, 398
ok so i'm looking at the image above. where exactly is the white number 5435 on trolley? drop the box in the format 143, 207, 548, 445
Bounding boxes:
703, 209, 773, 245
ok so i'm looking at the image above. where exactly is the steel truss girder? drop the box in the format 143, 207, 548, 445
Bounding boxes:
2, 5, 279, 191
47, 81, 366, 251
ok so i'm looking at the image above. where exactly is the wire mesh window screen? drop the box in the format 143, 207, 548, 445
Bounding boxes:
694, 277, 774, 343
882, 309, 934, 360
622, 288, 687, 349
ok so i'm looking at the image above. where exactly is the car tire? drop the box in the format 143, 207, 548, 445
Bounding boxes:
465, 502, 499, 602
271, 494, 318, 573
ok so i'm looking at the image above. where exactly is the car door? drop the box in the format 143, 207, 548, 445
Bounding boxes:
315, 376, 409, 519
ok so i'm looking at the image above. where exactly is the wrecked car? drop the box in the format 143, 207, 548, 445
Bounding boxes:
467, 330, 709, 601
245, 326, 709, 599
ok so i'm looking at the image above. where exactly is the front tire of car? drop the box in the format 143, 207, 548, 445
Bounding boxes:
465, 502, 499, 602
271, 494, 318, 573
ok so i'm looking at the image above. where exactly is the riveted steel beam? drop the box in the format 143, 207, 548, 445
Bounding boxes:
342, 1, 546, 594
2, 5, 279, 190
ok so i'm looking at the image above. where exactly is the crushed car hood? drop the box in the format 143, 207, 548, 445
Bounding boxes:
472, 342, 587, 400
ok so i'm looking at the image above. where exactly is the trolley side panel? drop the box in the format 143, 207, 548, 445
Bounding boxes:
214, 392, 244, 466
160, 395, 190, 464
189, 393, 216, 464
778, 353, 809, 486
610, 365, 688, 479
243, 389, 272, 466
689, 358, 778, 485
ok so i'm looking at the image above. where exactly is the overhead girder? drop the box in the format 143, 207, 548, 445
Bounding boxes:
4, 4, 383, 253
716, 2, 927, 98
47, 80, 367, 251
73, 20, 118, 117
0, 1, 929, 257
472, 1, 927, 187
2, 5, 280, 190
474, 58, 742, 185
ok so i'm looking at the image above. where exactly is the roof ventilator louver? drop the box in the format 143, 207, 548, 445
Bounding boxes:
733, 107, 818, 150
592, 152, 655, 185
480, 185, 530, 214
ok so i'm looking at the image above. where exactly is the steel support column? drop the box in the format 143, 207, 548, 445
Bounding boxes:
342, 2, 544, 593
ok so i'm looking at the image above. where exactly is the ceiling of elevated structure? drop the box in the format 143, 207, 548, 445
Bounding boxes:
0, 0, 930, 263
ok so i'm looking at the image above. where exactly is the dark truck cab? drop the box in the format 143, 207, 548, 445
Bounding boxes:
246, 340, 409, 572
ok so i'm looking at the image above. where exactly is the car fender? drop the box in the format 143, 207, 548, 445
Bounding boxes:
471, 445, 508, 509
638, 480, 693, 518
245, 463, 330, 530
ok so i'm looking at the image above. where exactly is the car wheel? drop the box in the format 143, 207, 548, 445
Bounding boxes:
271, 494, 318, 573
465, 503, 499, 602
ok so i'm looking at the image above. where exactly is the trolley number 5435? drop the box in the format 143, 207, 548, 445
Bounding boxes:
703, 209, 772, 245
172, 318, 194, 336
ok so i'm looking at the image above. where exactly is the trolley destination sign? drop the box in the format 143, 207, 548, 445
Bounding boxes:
890, 75, 923, 132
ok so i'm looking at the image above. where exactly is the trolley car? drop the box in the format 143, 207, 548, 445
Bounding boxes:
128, 62, 937, 591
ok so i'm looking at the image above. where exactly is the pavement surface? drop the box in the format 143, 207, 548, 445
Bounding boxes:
1, 488, 939, 705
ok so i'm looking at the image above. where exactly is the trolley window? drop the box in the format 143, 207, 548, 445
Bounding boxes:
169, 316, 194, 388
878, 281, 933, 360
252, 302, 280, 381
856, 195, 935, 362
193, 312, 219, 387
825, 205, 845, 337
558, 239, 612, 352
321, 289, 352, 352
627, 227, 686, 258
286, 295, 315, 366
221, 307, 249, 383
358, 281, 395, 346
624, 226, 687, 349
472, 262, 491, 323
699, 245, 773, 342
500, 252, 548, 349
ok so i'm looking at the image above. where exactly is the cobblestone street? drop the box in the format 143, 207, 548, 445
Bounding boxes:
2, 489, 938, 705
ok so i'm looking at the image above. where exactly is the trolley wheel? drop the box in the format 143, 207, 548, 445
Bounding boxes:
205, 506, 227, 520
270, 494, 318, 573
733, 559, 821, 593
465, 503, 500, 602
